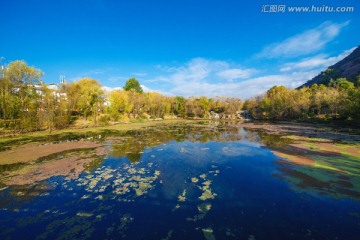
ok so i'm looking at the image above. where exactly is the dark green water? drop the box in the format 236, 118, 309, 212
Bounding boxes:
0, 123, 360, 240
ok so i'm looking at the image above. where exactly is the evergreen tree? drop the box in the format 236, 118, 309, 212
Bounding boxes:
123, 78, 143, 93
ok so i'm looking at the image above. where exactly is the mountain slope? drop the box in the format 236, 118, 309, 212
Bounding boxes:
300, 46, 360, 87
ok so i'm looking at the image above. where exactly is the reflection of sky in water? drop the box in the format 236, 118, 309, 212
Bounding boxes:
0, 126, 360, 240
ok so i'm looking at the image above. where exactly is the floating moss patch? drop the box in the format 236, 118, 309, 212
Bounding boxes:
198, 202, 212, 213
199, 180, 216, 201
200, 174, 207, 180
187, 202, 212, 222
178, 189, 186, 202
199, 189, 216, 201
191, 177, 199, 183
76, 212, 94, 217
202, 228, 216, 240
135, 182, 152, 196
172, 204, 180, 212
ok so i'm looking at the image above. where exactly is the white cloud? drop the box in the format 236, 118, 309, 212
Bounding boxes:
133, 72, 147, 77
101, 84, 171, 95
149, 57, 323, 99
156, 58, 255, 84
280, 47, 356, 72
140, 84, 174, 96
168, 58, 226, 83
217, 68, 256, 80
101, 86, 122, 93
86, 44, 355, 99
167, 71, 319, 99
140, 85, 152, 92
257, 21, 349, 58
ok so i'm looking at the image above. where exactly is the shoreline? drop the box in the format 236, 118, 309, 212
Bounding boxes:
0, 119, 200, 147
2, 119, 360, 149
0, 119, 359, 192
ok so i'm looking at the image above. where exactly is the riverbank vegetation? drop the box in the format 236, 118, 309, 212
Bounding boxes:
243, 78, 360, 122
0, 60, 243, 133
1, 60, 360, 134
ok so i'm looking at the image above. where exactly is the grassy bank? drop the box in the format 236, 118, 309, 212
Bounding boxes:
0, 119, 201, 150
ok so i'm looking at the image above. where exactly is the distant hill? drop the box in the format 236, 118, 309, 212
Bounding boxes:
300, 46, 360, 87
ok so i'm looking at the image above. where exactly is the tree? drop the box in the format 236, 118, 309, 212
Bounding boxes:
0, 67, 17, 121
324, 87, 342, 116
290, 88, 311, 119
5, 60, 43, 112
224, 97, 242, 114
1, 60, 43, 132
243, 98, 257, 118
40, 86, 57, 133
69, 78, 103, 121
173, 96, 186, 116
65, 82, 81, 115
198, 96, 211, 117
310, 84, 327, 116
265, 86, 292, 119
126, 89, 145, 117
109, 90, 131, 120
123, 77, 143, 93
319, 68, 341, 85
330, 78, 355, 91
347, 85, 360, 121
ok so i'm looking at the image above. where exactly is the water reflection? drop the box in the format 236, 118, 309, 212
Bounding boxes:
0, 122, 360, 240
107, 124, 245, 162
273, 154, 360, 200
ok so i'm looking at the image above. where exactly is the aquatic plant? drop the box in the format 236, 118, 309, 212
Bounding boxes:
202, 227, 216, 240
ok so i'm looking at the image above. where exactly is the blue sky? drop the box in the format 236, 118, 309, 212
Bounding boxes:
0, 0, 359, 98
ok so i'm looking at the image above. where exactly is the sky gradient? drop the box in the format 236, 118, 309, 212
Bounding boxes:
1, 0, 359, 98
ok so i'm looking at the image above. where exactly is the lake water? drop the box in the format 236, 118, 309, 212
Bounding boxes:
1, 123, 360, 240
